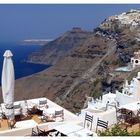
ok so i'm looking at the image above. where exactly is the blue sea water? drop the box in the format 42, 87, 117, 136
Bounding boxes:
0, 42, 50, 85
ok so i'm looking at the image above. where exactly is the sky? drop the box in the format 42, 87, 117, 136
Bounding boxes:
0, 4, 140, 42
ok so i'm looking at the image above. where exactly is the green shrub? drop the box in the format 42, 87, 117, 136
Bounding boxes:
99, 124, 140, 136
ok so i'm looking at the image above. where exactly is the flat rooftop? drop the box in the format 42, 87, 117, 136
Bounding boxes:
0, 97, 82, 136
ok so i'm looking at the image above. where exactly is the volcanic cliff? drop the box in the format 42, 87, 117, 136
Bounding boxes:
27, 27, 93, 65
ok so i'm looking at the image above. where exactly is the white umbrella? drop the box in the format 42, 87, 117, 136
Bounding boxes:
1, 50, 15, 120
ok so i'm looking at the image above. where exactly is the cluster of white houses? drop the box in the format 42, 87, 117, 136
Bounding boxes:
79, 71, 140, 130
108, 9, 140, 27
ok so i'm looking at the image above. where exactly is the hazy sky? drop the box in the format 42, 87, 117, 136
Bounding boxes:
0, 4, 140, 42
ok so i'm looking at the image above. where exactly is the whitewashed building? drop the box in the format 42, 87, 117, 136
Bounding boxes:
131, 50, 140, 68
116, 72, 140, 106
79, 72, 140, 130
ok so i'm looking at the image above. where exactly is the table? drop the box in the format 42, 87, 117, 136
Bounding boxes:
27, 101, 38, 109
43, 107, 62, 116
54, 123, 97, 137
15, 120, 38, 128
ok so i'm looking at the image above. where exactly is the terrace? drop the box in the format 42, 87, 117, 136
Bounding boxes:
0, 97, 84, 136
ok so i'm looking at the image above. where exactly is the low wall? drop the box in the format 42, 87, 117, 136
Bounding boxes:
80, 108, 117, 131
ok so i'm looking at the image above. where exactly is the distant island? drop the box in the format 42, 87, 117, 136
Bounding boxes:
21, 39, 53, 45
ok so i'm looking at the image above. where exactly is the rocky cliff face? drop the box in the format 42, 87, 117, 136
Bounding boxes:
13, 35, 116, 113
27, 27, 93, 65
1, 9, 140, 113
95, 9, 140, 64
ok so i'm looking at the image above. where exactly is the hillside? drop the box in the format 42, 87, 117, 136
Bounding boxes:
1, 9, 140, 113
27, 27, 93, 65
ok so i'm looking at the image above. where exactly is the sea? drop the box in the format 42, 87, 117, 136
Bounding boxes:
0, 42, 50, 85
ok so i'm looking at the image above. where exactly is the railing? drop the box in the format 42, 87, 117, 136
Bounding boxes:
105, 102, 117, 111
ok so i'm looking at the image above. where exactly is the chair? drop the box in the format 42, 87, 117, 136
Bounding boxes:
36, 126, 48, 136
39, 115, 47, 123
46, 129, 66, 137
96, 118, 108, 133
31, 126, 45, 136
24, 100, 30, 110
29, 106, 43, 115
0, 104, 5, 119
25, 100, 34, 115
25, 100, 42, 115
33, 126, 62, 136
14, 104, 22, 116
23, 100, 32, 117
31, 128, 38, 136
38, 99, 48, 109
40, 113, 55, 123
54, 110, 64, 122
84, 113, 93, 130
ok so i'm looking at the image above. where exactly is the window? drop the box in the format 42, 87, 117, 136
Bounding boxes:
135, 60, 139, 63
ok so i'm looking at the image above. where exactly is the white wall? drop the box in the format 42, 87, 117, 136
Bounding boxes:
80, 108, 117, 131
116, 90, 135, 106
